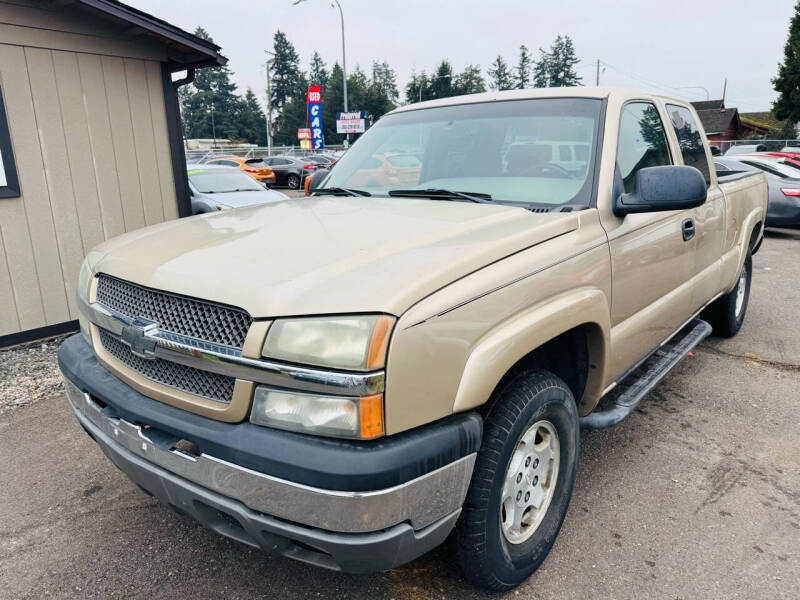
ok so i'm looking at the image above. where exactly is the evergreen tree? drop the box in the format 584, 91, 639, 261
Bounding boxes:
237, 88, 268, 145
309, 51, 329, 87
405, 70, 431, 103
548, 35, 582, 87
431, 59, 455, 98
179, 26, 244, 141
532, 47, 551, 87
371, 61, 399, 104
773, 1, 800, 124
270, 30, 302, 111
453, 64, 487, 95
516, 45, 533, 89
487, 55, 514, 91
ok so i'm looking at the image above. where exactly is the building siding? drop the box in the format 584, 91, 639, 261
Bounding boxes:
0, 4, 180, 337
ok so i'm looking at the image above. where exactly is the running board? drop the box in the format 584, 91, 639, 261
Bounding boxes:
579, 319, 712, 429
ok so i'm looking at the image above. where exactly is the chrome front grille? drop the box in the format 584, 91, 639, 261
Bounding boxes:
96, 274, 252, 349
99, 329, 235, 403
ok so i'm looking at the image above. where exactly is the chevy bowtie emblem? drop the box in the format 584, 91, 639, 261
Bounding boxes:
120, 317, 159, 359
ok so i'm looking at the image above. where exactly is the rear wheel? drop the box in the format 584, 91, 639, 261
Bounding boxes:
705, 250, 752, 337
456, 369, 579, 591
287, 173, 301, 189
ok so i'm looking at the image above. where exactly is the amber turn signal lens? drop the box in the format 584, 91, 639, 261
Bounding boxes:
359, 394, 384, 439
366, 315, 395, 370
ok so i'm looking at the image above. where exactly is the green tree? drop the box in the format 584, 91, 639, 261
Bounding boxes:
773, 1, 800, 124
270, 30, 302, 111
270, 31, 309, 146
179, 26, 243, 141
516, 45, 533, 89
532, 47, 551, 87
236, 88, 268, 145
405, 70, 431, 103
431, 59, 455, 98
548, 35, 582, 87
309, 51, 329, 87
371, 61, 399, 104
487, 55, 514, 90
453, 64, 486, 95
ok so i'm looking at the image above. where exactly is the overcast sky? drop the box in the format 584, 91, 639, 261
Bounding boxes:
130, 0, 795, 113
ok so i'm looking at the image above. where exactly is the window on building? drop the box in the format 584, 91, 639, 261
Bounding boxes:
666, 104, 711, 185
0, 85, 21, 199
616, 102, 672, 194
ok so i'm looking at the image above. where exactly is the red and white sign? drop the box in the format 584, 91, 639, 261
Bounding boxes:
306, 85, 322, 104
297, 128, 312, 141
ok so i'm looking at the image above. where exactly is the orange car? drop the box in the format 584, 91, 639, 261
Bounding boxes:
204, 156, 276, 186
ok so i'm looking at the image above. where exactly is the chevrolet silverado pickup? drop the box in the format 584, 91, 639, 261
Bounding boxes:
59, 88, 767, 590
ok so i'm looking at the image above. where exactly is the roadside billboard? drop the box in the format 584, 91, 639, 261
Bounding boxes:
306, 85, 324, 150
336, 111, 369, 134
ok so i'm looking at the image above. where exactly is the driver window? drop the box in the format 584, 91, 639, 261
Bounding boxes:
616, 102, 672, 194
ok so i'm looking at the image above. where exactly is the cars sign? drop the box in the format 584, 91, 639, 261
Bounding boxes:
306, 85, 324, 150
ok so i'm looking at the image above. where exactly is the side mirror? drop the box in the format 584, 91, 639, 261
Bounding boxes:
614, 165, 707, 216
305, 168, 329, 195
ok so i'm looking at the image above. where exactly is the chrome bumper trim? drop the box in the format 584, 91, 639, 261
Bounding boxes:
65, 378, 475, 534
78, 293, 384, 397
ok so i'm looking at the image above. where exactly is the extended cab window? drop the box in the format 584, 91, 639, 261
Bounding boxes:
667, 104, 711, 185
616, 102, 671, 194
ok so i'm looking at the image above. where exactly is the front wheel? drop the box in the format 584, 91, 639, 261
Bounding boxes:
456, 369, 579, 591
287, 173, 301, 189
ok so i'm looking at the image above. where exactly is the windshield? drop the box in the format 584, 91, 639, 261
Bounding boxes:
320, 98, 603, 206
188, 169, 265, 193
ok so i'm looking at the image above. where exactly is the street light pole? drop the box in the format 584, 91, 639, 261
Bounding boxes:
676, 86, 710, 101
265, 50, 275, 155
209, 102, 216, 149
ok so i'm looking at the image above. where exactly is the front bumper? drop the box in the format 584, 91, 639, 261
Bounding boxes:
59, 336, 481, 572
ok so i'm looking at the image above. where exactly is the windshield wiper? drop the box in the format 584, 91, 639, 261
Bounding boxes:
387, 188, 493, 203
313, 187, 371, 197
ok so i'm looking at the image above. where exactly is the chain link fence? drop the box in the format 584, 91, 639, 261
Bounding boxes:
712, 139, 800, 154
185, 145, 348, 165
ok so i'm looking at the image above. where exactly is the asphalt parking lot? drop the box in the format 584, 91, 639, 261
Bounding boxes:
1, 228, 798, 600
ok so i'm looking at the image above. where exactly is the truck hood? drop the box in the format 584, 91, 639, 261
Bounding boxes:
199, 189, 288, 208
90, 196, 579, 317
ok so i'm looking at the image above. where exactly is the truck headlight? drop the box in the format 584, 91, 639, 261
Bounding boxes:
262, 315, 395, 371
250, 388, 384, 439
77, 258, 93, 345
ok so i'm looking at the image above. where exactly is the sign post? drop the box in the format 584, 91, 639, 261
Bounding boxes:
306, 85, 324, 151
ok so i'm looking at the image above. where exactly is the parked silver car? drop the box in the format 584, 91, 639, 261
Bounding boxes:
187, 165, 289, 214
715, 155, 800, 226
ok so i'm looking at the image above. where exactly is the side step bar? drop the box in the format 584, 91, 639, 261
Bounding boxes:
579, 319, 712, 429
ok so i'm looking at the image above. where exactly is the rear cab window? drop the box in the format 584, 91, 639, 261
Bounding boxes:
616, 101, 672, 194
666, 104, 711, 185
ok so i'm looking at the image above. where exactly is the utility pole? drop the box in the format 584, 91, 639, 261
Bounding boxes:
596, 59, 600, 86
265, 50, 275, 155
722, 78, 727, 107
209, 102, 216, 149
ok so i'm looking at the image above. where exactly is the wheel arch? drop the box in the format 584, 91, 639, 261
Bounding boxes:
453, 287, 610, 418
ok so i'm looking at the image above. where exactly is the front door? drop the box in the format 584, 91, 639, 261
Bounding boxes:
600, 101, 695, 380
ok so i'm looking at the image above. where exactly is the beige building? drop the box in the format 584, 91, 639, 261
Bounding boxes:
0, 0, 225, 345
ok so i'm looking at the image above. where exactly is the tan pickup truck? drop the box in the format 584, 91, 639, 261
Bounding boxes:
59, 87, 767, 590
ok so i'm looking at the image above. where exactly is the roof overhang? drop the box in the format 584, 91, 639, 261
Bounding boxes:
73, 0, 227, 69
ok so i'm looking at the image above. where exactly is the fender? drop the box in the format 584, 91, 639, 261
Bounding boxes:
721, 207, 763, 292
452, 287, 610, 416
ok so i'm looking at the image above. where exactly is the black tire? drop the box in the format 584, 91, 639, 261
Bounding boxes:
704, 250, 752, 338
287, 173, 301, 189
456, 369, 580, 591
